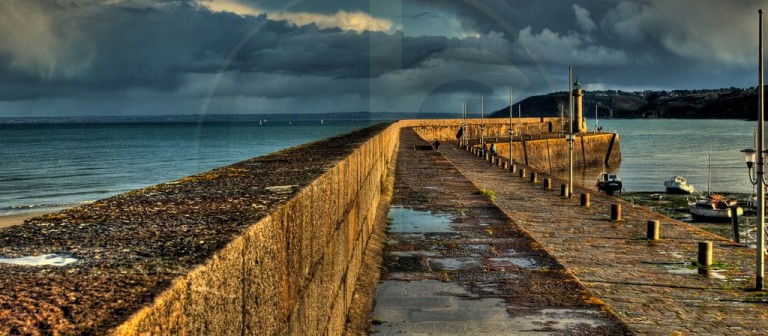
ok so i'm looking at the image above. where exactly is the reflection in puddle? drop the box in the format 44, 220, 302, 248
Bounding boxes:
665, 266, 726, 279
428, 257, 483, 271
388, 206, 455, 233
488, 257, 540, 270
0, 254, 78, 266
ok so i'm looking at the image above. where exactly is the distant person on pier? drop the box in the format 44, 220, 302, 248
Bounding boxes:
482, 142, 488, 157
433, 139, 440, 151
490, 143, 497, 157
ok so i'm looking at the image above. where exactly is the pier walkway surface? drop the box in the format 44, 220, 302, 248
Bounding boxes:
373, 129, 768, 335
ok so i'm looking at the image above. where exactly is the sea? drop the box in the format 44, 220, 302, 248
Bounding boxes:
0, 118, 759, 216
0, 120, 380, 216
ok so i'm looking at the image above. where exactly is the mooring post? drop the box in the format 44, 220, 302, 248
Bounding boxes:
491, 156, 496, 165
544, 178, 552, 189
510, 164, 517, 174
698, 241, 713, 274
731, 207, 740, 244
611, 204, 621, 221
560, 184, 569, 197
580, 193, 590, 207
520, 168, 527, 178
647, 220, 660, 240
530, 172, 538, 183
502, 161, 509, 169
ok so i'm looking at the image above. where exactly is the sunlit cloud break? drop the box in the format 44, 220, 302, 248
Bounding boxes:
198, 0, 392, 33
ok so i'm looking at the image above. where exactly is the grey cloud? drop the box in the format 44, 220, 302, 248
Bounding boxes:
572, 4, 596, 32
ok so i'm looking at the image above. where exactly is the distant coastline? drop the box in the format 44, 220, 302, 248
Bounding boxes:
0, 112, 457, 124
490, 87, 765, 120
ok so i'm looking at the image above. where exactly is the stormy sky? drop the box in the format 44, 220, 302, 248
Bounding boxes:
0, 0, 763, 117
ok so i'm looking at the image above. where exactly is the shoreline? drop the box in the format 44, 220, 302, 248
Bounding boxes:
0, 212, 51, 229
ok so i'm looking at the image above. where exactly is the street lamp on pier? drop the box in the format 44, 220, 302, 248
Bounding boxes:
509, 86, 515, 168
740, 9, 765, 291
567, 66, 574, 198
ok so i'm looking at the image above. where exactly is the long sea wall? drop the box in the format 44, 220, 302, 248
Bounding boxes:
404, 117, 563, 142
0, 119, 620, 335
0, 124, 399, 335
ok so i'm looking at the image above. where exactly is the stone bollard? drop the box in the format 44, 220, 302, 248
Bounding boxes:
510, 164, 517, 174
491, 156, 496, 165
497, 158, 503, 167
580, 193, 590, 207
610, 204, 621, 221
530, 172, 538, 183
544, 178, 552, 189
502, 161, 509, 169
647, 220, 660, 240
560, 184, 569, 197
485, 153, 491, 161
519, 168, 527, 178
697, 241, 713, 274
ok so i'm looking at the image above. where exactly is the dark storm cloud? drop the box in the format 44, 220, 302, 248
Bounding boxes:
0, 0, 763, 117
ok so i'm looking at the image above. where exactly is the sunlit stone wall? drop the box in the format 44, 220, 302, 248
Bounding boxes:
114, 125, 399, 335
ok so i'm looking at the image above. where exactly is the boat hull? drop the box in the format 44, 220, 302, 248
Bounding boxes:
597, 182, 622, 195
689, 206, 743, 223
665, 187, 693, 195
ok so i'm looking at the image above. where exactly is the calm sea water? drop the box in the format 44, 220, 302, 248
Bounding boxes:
0, 121, 379, 216
560, 118, 755, 194
0, 118, 759, 216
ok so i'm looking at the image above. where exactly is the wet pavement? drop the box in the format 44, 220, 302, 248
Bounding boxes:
371, 129, 631, 335
435, 136, 768, 334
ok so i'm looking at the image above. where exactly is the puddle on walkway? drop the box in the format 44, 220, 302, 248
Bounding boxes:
488, 257, 541, 270
373, 280, 609, 334
388, 206, 455, 233
0, 254, 78, 266
428, 257, 484, 271
664, 265, 726, 279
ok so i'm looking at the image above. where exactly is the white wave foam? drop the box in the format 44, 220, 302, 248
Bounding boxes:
0, 254, 78, 266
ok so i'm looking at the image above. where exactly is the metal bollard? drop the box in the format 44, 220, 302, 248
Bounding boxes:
519, 168, 527, 178
530, 172, 538, 183
731, 207, 740, 244
560, 184, 569, 197
510, 164, 517, 174
544, 178, 552, 189
502, 161, 509, 169
580, 193, 590, 207
697, 241, 713, 274
647, 220, 660, 240
611, 204, 621, 221
497, 158, 503, 167
491, 156, 496, 165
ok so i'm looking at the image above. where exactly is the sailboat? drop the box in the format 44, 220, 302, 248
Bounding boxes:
688, 154, 742, 222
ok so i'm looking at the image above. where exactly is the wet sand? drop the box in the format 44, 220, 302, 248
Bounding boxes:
0, 213, 48, 229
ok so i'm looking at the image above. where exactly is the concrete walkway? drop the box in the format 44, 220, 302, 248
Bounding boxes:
439, 140, 768, 335
371, 130, 631, 335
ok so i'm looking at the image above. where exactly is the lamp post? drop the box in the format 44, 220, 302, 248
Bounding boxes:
568, 66, 574, 198
741, 9, 765, 291
462, 100, 467, 147
480, 95, 485, 150
509, 86, 514, 167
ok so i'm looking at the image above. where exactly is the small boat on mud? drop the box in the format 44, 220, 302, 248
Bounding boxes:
664, 176, 695, 194
688, 194, 742, 222
596, 172, 622, 196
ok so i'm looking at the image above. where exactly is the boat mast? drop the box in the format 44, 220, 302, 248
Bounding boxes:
707, 153, 712, 195
595, 104, 599, 132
